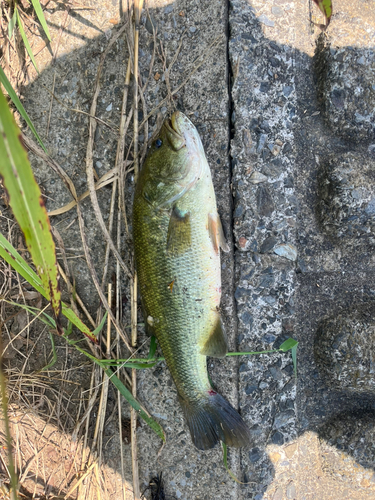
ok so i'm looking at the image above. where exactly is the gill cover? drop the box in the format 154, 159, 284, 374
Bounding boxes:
140, 112, 204, 208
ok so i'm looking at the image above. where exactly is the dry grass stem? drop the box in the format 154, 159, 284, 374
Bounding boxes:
85, 22, 132, 281
21, 133, 133, 350
100, 179, 118, 295
48, 167, 118, 217
57, 262, 96, 329
140, 33, 225, 127
117, 59, 132, 236
46, 71, 56, 138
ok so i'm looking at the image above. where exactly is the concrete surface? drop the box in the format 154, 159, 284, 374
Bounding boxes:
5, 0, 375, 498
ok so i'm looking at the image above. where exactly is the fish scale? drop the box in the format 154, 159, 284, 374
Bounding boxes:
134, 173, 217, 399
133, 111, 250, 449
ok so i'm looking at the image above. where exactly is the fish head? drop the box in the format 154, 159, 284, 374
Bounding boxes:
139, 111, 206, 208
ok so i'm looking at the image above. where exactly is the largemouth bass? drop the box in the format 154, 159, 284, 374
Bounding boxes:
133, 111, 250, 450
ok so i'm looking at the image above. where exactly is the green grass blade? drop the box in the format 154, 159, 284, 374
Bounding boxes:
0, 66, 46, 151
93, 312, 108, 338
8, 10, 17, 39
0, 87, 61, 329
0, 232, 44, 295
98, 338, 299, 366
104, 367, 165, 442
279, 338, 298, 352
42, 331, 57, 371
30, 0, 51, 41
226, 349, 279, 356
15, 7, 39, 73
61, 305, 97, 342
0, 233, 97, 343
1, 299, 162, 439
72, 344, 165, 441
148, 336, 157, 359
291, 345, 298, 377
221, 443, 247, 483
99, 357, 161, 369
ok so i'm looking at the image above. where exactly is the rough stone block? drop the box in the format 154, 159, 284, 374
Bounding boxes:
315, 35, 375, 142
317, 152, 375, 242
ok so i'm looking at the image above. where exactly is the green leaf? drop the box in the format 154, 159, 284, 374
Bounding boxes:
0, 87, 60, 329
61, 305, 97, 342
93, 311, 108, 338
30, 0, 51, 41
0, 66, 46, 151
291, 344, 298, 378
0, 232, 44, 295
8, 10, 17, 39
312, 0, 332, 27
148, 336, 157, 359
279, 338, 299, 352
0, 233, 97, 343
15, 7, 39, 73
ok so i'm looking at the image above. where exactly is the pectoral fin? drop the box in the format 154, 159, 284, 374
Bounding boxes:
167, 206, 191, 254
208, 213, 230, 253
200, 315, 228, 358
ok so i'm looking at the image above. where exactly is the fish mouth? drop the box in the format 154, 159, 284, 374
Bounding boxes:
170, 111, 182, 135
164, 113, 182, 136
164, 112, 186, 150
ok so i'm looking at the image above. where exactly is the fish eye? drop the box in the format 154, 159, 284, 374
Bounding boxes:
155, 138, 163, 148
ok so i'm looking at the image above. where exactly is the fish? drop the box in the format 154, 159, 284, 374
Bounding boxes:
133, 111, 250, 450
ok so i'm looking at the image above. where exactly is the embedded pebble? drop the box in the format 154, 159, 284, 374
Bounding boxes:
273, 243, 297, 261
249, 171, 268, 184
271, 6, 283, 17
258, 14, 275, 27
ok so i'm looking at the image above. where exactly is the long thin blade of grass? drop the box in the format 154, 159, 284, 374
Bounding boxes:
100, 337, 299, 369
30, 0, 51, 41
15, 7, 39, 73
0, 87, 61, 330
8, 10, 17, 39
70, 345, 165, 442
0, 66, 46, 151
221, 443, 248, 484
0, 233, 97, 342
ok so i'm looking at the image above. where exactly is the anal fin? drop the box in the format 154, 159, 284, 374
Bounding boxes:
208, 213, 230, 253
167, 205, 191, 254
200, 315, 228, 358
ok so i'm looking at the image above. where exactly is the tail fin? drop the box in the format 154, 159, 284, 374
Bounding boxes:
178, 391, 251, 450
